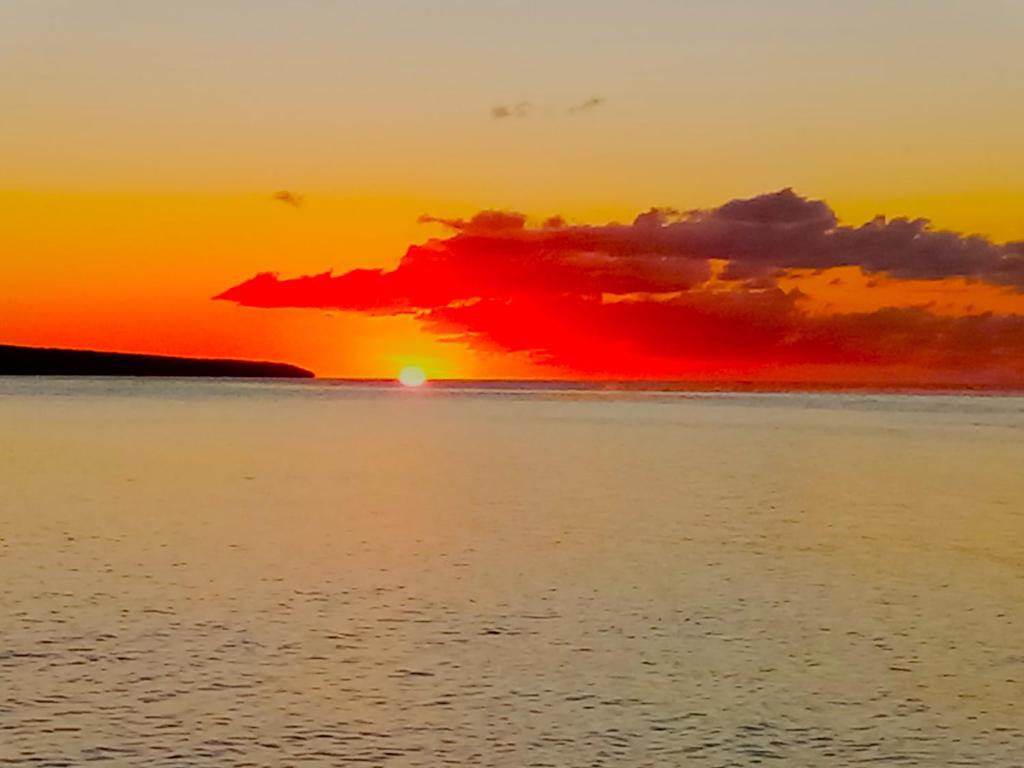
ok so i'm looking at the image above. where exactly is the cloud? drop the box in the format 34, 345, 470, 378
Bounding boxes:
216, 190, 1024, 382
491, 97, 607, 119
417, 293, 1024, 380
412, 189, 1024, 290
567, 97, 605, 114
491, 102, 531, 119
271, 190, 304, 207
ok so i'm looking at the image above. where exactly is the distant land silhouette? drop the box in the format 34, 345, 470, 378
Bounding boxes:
0, 345, 314, 378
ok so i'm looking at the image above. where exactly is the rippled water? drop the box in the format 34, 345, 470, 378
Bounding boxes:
1, 379, 1022, 766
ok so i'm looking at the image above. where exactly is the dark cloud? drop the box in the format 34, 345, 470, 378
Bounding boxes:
418, 210, 528, 232
407, 189, 1024, 289
216, 189, 1024, 381
271, 190, 304, 207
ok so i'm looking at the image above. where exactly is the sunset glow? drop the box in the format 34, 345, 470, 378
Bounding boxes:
5, 4, 1024, 765
2, 2, 1022, 386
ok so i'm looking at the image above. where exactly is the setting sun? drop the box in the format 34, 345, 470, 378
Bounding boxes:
398, 365, 427, 387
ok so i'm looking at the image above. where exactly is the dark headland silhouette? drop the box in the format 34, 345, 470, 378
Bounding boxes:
0, 344, 314, 378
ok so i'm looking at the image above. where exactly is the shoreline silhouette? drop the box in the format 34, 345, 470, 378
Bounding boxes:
0, 344, 314, 378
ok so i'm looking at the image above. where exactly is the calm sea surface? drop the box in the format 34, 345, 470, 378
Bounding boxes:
1, 378, 1022, 766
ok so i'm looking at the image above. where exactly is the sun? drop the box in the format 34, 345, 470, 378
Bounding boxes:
398, 365, 427, 387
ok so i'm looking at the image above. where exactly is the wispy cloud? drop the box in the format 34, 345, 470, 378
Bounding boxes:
490, 102, 531, 119
567, 97, 604, 115
271, 190, 304, 208
490, 97, 606, 119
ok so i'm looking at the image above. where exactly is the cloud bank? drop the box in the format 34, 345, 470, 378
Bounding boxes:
216, 190, 1024, 383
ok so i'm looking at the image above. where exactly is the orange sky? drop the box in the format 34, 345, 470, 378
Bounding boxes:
2, 2, 1023, 382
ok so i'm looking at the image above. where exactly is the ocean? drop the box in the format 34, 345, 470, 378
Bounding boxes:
1, 378, 1022, 766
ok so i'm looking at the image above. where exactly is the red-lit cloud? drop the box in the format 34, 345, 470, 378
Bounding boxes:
215, 190, 1024, 383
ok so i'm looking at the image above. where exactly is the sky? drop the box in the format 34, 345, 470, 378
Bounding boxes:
2, 0, 1023, 383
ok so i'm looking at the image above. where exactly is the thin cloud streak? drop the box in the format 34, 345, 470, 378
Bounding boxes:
491, 97, 606, 119
491, 102, 531, 119
567, 97, 604, 114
